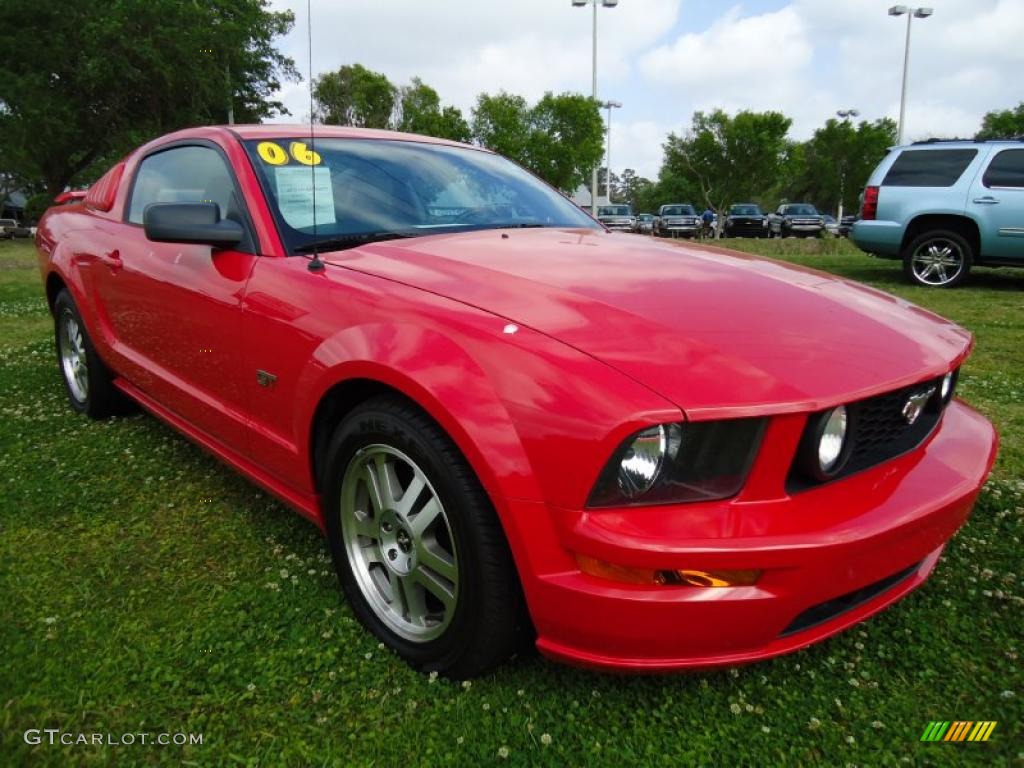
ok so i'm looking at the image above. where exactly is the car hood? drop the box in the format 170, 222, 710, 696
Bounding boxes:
325, 229, 971, 418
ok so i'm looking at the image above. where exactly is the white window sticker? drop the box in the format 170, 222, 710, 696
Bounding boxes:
274, 166, 335, 229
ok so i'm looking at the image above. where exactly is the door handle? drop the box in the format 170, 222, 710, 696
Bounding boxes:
973, 196, 1000, 205
99, 249, 122, 270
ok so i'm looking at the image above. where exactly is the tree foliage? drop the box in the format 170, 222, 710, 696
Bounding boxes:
0, 0, 297, 195
976, 103, 1024, 140
471, 92, 603, 191
661, 110, 791, 228
313, 64, 397, 129
395, 79, 471, 142
787, 118, 896, 214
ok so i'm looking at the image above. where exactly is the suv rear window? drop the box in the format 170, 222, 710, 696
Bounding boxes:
882, 149, 978, 187
983, 149, 1024, 188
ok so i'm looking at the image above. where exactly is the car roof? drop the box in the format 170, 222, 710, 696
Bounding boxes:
199, 124, 480, 151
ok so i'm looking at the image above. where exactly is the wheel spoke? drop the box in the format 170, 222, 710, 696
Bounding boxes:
351, 510, 377, 539
413, 566, 455, 610
396, 473, 425, 518
409, 496, 442, 538
362, 464, 385, 515
418, 543, 457, 582
396, 575, 429, 625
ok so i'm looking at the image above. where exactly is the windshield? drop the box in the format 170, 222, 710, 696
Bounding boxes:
661, 205, 695, 216
729, 205, 762, 216
244, 138, 598, 251
784, 204, 818, 215
598, 205, 632, 217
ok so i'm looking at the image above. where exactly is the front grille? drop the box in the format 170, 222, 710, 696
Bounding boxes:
787, 376, 948, 491
780, 561, 921, 637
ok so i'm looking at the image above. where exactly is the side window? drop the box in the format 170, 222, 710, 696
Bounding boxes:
881, 149, 978, 187
128, 145, 240, 225
983, 149, 1024, 189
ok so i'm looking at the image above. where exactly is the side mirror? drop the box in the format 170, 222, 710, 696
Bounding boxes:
143, 202, 243, 248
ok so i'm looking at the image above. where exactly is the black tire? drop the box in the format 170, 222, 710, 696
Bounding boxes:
322, 395, 527, 678
53, 289, 128, 418
901, 229, 973, 288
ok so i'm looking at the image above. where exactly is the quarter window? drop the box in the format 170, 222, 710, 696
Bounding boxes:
881, 149, 978, 187
127, 145, 241, 225
983, 149, 1024, 188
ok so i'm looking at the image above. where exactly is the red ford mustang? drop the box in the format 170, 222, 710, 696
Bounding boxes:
36, 125, 997, 677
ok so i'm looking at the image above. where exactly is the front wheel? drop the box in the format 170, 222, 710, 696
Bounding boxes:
322, 396, 527, 678
902, 230, 973, 288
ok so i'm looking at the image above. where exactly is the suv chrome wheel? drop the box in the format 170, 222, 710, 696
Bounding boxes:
911, 237, 964, 286
340, 444, 459, 643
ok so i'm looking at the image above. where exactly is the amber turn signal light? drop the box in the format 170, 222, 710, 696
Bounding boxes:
577, 555, 760, 588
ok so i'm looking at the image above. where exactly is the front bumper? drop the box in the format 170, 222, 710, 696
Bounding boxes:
511, 400, 996, 671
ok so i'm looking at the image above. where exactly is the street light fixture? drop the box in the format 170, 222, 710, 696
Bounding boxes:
573, 0, 619, 215
601, 100, 622, 203
835, 109, 860, 220
888, 5, 933, 145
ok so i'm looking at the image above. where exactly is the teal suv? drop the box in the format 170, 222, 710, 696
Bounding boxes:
852, 139, 1024, 287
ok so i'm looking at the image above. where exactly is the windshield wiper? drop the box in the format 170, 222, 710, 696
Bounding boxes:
294, 231, 417, 253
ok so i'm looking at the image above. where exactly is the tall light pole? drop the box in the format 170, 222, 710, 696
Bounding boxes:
572, 0, 618, 215
601, 100, 622, 203
835, 109, 859, 221
888, 5, 933, 145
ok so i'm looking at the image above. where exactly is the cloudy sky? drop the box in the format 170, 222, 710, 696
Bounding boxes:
267, 0, 1021, 179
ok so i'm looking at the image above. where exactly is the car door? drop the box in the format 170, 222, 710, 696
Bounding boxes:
968, 147, 1024, 261
92, 142, 259, 455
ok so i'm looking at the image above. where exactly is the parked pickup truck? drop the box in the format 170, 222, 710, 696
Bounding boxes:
768, 204, 824, 238
597, 204, 636, 232
723, 204, 769, 238
654, 204, 700, 238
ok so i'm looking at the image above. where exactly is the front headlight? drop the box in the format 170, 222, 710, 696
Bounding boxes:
587, 418, 766, 507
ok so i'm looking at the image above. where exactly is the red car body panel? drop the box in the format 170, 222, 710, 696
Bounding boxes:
35, 125, 997, 671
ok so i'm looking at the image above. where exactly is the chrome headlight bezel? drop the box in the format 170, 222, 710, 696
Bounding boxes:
587, 418, 766, 508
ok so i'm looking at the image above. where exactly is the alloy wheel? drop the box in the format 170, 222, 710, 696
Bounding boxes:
340, 444, 459, 643
911, 238, 964, 286
59, 309, 89, 402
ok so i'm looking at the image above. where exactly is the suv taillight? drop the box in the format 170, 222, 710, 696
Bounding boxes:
861, 186, 879, 220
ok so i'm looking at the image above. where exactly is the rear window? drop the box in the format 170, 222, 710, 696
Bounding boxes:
881, 149, 978, 187
983, 149, 1024, 188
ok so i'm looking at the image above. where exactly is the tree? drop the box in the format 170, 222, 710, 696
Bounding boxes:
470, 92, 532, 166
662, 110, 792, 234
0, 0, 297, 195
395, 78, 470, 142
472, 91, 604, 192
613, 169, 654, 210
313, 64, 396, 128
976, 103, 1024, 140
786, 117, 896, 215
525, 92, 605, 192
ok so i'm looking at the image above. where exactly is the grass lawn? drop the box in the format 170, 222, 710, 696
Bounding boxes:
1, 236, 1021, 766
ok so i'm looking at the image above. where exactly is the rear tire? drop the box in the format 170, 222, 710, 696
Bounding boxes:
901, 229, 973, 288
322, 395, 527, 678
53, 289, 128, 418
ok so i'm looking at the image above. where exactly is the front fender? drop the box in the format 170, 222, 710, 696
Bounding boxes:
297, 321, 544, 505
